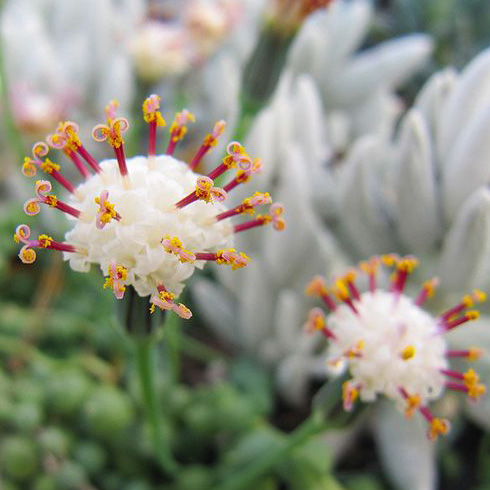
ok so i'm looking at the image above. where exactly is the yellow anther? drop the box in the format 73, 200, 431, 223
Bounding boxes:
473, 289, 486, 303
463, 368, 480, 387
44, 195, 58, 207
256, 214, 272, 225
468, 383, 486, 400
170, 111, 196, 142
342, 381, 359, 412
61, 122, 81, 152
462, 294, 474, 308
142, 95, 166, 126
21, 248, 37, 264
428, 418, 450, 440
465, 310, 480, 321
381, 254, 398, 267
305, 276, 328, 297
38, 234, 53, 248
344, 270, 357, 283
360, 257, 379, 275
103, 265, 127, 290
401, 345, 416, 360
396, 256, 419, 273
423, 278, 439, 298
23, 158, 37, 177
25, 202, 39, 214
404, 394, 421, 418
40, 158, 60, 174
346, 340, 364, 358
467, 348, 483, 361
216, 249, 250, 270
334, 279, 350, 301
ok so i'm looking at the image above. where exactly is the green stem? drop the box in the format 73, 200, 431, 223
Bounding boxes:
134, 337, 179, 475
215, 411, 328, 490
164, 312, 181, 384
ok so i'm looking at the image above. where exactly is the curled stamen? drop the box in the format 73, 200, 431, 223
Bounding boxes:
215, 192, 272, 221
166, 110, 195, 155
175, 176, 227, 208
223, 158, 263, 193
189, 120, 226, 170
143, 94, 166, 159
303, 307, 336, 339
342, 381, 359, 412
95, 190, 121, 229
103, 261, 128, 299
161, 236, 196, 263
150, 286, 192, 319
193, 249, 250, 269
14, 224, 78, 264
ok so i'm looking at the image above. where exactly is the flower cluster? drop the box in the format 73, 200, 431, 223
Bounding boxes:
305, 255, 486, 440
15, 94, 284, 318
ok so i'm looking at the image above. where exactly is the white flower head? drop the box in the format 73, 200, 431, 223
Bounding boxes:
305, 255, 487, 440
15, 95, 284, 318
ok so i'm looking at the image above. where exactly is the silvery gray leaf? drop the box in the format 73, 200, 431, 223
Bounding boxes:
395, 109, 441, 251
439, 187, 490, 292
374, 401, 436, 490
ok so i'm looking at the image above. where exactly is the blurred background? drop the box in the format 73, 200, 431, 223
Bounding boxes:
1, 1, 490, 489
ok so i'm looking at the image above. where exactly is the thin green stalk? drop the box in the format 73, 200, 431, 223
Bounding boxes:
164, 311, 181, 384
134, 337, 179, 475
215, 411, 328, 490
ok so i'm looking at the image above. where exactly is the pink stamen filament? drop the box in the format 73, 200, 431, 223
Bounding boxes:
441, 314, 474, 332
166, 134, 179, 155
207, 162, 231, 181
447, 349, 475, 358
321, 325, 336, 340
50, 170, 76, 194
175, 191, 198, 209
234, 218, 268, 233
418, 405, 434, 423
445, 382, 469, 393
368, 273, 376, 293
223, 177, 241, 193
114, 145, 128, 177
346, 281, 361, 301
392, 269, 409, 296
148, 121, 157, 157
194, 252, 217, 261
439, 303, 466, 322
415, 287, 430, 306
320, 292, 338, 311
67, 150, 90, 178
77, 145, 101, 173
189, 144, 209, 171
440, 369, 464, 381
53, 200, 81, 219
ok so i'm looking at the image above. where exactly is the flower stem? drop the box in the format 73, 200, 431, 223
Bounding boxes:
215, 411, 329, 490
134, 337, 179, 475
